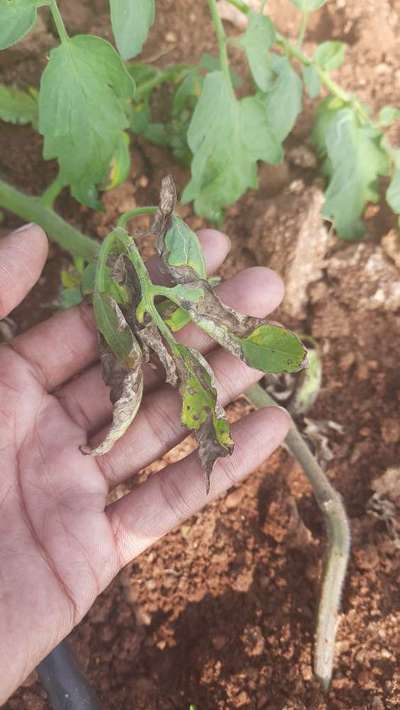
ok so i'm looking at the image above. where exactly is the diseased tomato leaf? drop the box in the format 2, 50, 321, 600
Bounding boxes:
241, 324, 307, 374
162, 215, 207, 282
93, 292, 141, 369
175, 343, 234, 493
81, 345, 143, 456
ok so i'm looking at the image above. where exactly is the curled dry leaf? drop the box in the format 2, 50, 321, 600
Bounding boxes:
81, 342, 144, 456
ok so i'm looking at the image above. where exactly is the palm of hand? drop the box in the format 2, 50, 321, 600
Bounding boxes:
0, 225, 288, 703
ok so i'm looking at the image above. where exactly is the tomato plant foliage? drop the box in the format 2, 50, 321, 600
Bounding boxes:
0, 0, 400, 239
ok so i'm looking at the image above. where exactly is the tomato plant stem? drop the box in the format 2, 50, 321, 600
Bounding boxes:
245, 382, 351, 690
134, 65, 192, 99
117, 207, 157, 229
297, 11, 309, 47
0, 178, 99, 260
40, 173, 65, 208
49, 0, 69, 43
207, 0, 235, 94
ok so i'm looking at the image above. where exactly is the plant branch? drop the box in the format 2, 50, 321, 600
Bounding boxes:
207, 0, 235, 94
0, 178, 99, 261
48, 0, 69, 43
245, 382, 351, 690
40, 173, 65, 208
297, 11, 309, 47
134, 65, 192, 99
117, 206, 157, 229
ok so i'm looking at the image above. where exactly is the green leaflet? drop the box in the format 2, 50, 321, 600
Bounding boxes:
110, 0, 155, 60
379, 106, 400, 128
176, 343, 234, 492
312, 102, 390, 239
289, 0, 327, 10
302, 65, 321, 99
260, 55, 303, 143
315, 41, 346, 71
239, 11, 276, 92
39, 35, 134, 207
93, 292, 141, 368
182, 71, 282, 221
0, 85, 38, 126
386, 151, 400, 214
163, 215, 207, 281
241, 324, 307, 374
0, 0, 41, 50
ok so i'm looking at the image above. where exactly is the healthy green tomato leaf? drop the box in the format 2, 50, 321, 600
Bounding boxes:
176, 343, 233, 492
163, 215, 207, 281
39, 35, 134, 206
315, 41, 346, 71
241, 324, 306, 373
0, 0, 42, 50
260, 55, 302, 143
378, 105, 400, 127
0, 84, 38, 126
386, 152, 400, 213
289, 0, 327, 11
313, 103, 390, 239
182, 71, 282, 221
239, 11, 276, 92
110, 0, 155, 60
302, 65, 321, 98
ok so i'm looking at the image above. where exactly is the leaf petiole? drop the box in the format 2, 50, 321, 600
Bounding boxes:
48, 0, 69, 43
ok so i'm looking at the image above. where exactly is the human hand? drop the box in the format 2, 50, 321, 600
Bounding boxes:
0, 224, 289, 703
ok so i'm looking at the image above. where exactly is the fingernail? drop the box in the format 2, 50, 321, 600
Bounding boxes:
12, 223, 35, 234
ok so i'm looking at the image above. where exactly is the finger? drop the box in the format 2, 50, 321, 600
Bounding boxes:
0, 224, 48, 318
9, 230, 231, 391
58, 266, 284, 435
89, 346, 268, 486
107, 407, 290, 566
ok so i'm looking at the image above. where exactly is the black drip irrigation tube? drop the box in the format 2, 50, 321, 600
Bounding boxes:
37, 639, 101, 710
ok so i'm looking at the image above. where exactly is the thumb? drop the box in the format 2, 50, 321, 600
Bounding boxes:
0, 224, 48, 319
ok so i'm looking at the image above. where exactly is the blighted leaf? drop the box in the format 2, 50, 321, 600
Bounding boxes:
175, 343, 233, 492
315, 41, 346, 71
0, 85, 38, 126
260, 55, 303, 143
93, 292, 142, 368
157, 299, 192, 332
312, 104, 390, 238
379, 105, 400, 128
302, 65, 321, 99
39, 35, 134, 206
239, 11, 276, 92
81, 347, 143, 456
182, 71, 282, 221
168, 282, 307, 374
162, 215, 207, 282
110, 0, 155, 60
102, 132, 131, 191
0, 0, 41, 50
290, 344, 322, 415
289, 0, 327, 11
139, 323, 178, 386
